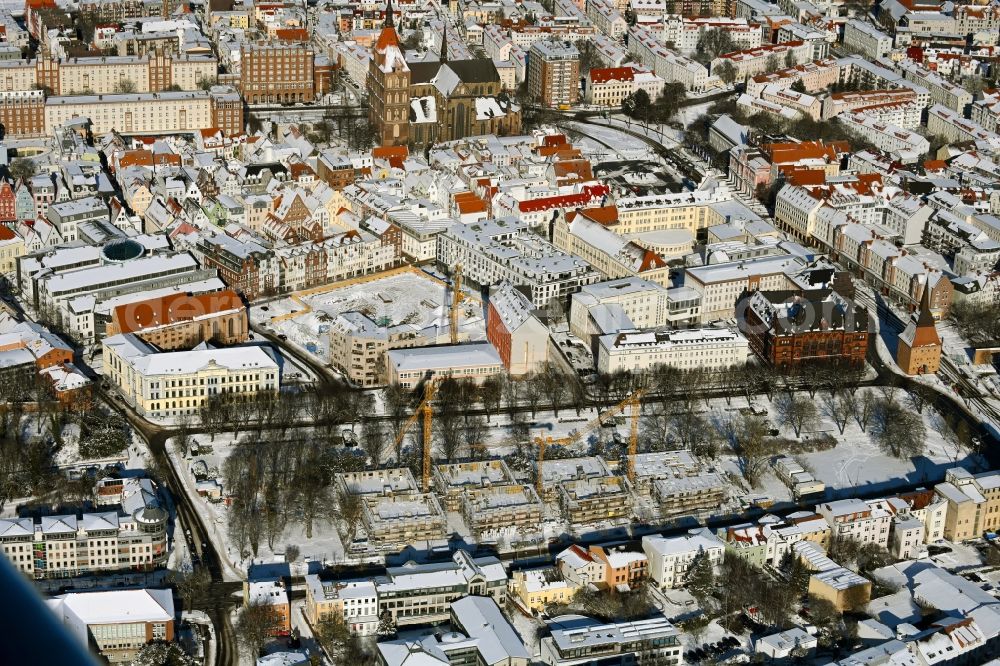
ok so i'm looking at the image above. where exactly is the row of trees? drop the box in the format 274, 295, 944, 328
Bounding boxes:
221, 427, 367, 558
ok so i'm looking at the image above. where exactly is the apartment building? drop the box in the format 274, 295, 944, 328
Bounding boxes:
926, 103, 1000, 149
105, 289, 247, 349
29, 53, 218, 96
527, 40, 580, 106
433, 460, 518, 511
842, 20, 893, 59
760, 84, 821, 119
44, 88, 243, 137
837, 111, 929, 162
711, 41, 812, 82
304, 578, 378, 635
746, 57, 839, 96
0, 90, 46, 137
935, 468, 1000, 541
613, 183, 732, 236
897, 60, 972, 112
240, 42, 315, 104
0, 225, 26, 274
436, 218, 600, 307
48, 589, 174, 664
102, 333, 280, 419
557, 213, 671, 287
559, 475, 632, 525
374, 550, 508, 626
196, 233, 278, 301
817, 498, 892, 549
569, 277, 670, 340
597, 327, 749, 373
541, 614, 681, 666
586, 66, 634, 106
463, 484, 544, 537
628, 26, 713, 92
822, 89, 921, 125
361, 493, 448, 547
643, 528, 726, 589
685, 254, 806, 322
660, 16, 762, 54
0, 477, 167, 579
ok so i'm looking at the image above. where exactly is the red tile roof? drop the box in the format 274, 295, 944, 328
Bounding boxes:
517, 184, 609, 213
589, 66, 634, 84
113, 289, 244, 334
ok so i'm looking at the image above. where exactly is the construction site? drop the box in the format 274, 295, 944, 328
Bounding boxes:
251, 267, 485, 386
332, 385, 740, 551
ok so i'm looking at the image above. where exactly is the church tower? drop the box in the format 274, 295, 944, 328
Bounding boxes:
367, 0, 411, 147
897, 287, 942, 375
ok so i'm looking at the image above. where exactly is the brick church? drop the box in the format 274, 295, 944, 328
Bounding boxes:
367, 0, 521, 148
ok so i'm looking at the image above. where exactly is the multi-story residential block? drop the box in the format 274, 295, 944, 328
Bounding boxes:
0, 476, 167, 579
463, 484, 544, 537
569, 277, 671, 341
587, 0, 627, 39
897, 60, 972, 113
935, 468, 1000, 541
0, 224, 26, 274
628, 26, 713, 92
685, 254, 806, 322
660, 16, 762, 54
597, 327, 749, 373
528, 40, 580, 107
745, 57, 839, 96
759, 84, 821, 120
821, 89, 921, 125
711, 41, 811, 82
374, 550, 508, 626
433, 460, 517, 511
48, 589, 174, 664
817, 498, 892, 549
510, 568, 575, 611
556, 211, 671, 287
837, 111, 929, 162
559, 475, 632, 525
102, 333, 280, 418
304, 577, 378, 635
926, 103, 1000, 150
240, 42, 315, 104
361, 492, 448, 547
739, 289, 869, 369
0, 90, 46, 138
842, 20, 893, 59
643, 528, 726, 589
436, 218, 600, 308
540, 614, 682, 666
586, 66, 635, 107
196, 233, 278, 301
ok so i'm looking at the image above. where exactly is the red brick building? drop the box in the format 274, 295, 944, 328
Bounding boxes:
739, 288, 870, 369
0, 90, 46, 138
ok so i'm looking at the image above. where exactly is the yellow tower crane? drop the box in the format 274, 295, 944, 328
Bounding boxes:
391, 380, 437, 492
449, 264, 464, 345
531, 388, 646, 495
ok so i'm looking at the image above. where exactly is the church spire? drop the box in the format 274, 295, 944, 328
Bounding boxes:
384, 0, 394, 28
440, 25, 448, 63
